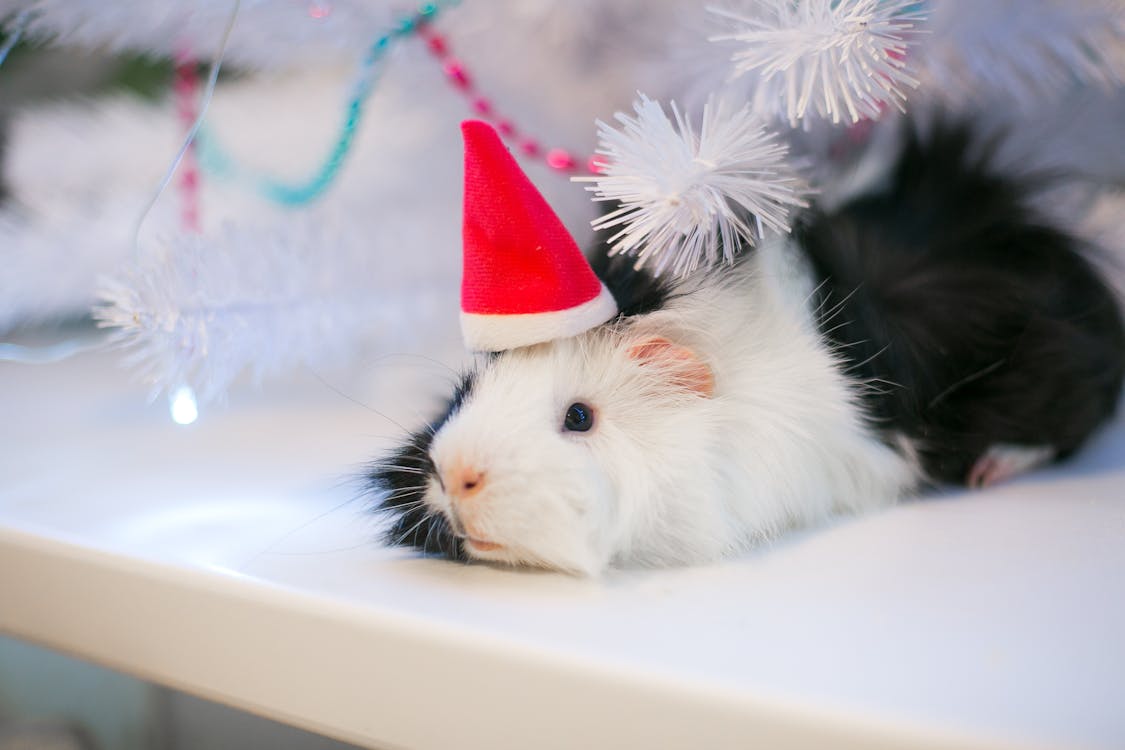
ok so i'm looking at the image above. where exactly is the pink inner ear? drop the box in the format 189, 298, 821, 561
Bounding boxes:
627, 337, 715, 398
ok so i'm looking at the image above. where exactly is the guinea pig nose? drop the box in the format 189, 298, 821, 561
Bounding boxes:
445, 463, 487, 500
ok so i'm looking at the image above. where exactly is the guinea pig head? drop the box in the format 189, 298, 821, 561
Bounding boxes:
425, 324, 719, 575
381, 119, 722, 573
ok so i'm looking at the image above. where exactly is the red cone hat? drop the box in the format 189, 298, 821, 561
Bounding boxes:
460, 120, 617, 352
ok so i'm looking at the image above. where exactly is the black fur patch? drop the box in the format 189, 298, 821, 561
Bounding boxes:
588, 235, 672, 318
366, 371, 476, 558
797, 120, 1125, 484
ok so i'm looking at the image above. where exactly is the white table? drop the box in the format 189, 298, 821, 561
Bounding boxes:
2, 342, 1123, 750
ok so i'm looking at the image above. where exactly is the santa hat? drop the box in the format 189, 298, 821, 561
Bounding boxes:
460, 120, 618, 352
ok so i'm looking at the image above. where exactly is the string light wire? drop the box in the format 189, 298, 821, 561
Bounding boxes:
131, 0, 241, 259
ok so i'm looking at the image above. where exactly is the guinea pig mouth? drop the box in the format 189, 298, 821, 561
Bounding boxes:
444, 507, 504, 552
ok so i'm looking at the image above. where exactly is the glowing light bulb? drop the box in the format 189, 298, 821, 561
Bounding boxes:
170, 386, 199, 425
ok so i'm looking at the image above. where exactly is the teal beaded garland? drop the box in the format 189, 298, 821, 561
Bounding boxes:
197, 2, 453, 207
196, 0, 594, 208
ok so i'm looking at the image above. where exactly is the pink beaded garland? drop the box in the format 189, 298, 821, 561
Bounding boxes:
174, 51, 202, 232
418, 24, 595, 175
547, 148, 576, 170
306, 2, 332, 19
442, 59, 470, 88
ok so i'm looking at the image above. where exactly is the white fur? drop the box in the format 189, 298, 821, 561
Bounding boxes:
425, 237, 918, 574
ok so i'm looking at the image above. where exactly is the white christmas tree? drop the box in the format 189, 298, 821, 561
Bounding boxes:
1, 0, 1122, 404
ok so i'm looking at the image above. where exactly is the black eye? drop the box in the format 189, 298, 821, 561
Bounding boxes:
563, 402, 594, 432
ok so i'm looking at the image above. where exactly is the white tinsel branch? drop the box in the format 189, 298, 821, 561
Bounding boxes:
94, 223, 457, 403
576, 94, 806, 277
709, 0, 926, 126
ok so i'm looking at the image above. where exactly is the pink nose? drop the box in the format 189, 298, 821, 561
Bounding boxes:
444, 463, 486, 500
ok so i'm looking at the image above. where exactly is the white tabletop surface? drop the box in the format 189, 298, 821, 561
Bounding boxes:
2, 338, 1123, 750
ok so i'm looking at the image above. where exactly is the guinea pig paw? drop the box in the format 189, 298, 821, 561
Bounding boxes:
967, 443, 1056, 488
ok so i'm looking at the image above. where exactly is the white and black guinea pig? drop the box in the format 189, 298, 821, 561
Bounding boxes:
368, 120, 1125, 575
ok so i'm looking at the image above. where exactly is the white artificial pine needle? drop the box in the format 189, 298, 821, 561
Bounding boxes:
94, 223, 455, 403
576, 94, 806, 278
709, 0, 926, 126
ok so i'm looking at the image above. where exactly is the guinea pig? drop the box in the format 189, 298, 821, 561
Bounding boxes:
367, 120, 1125, 575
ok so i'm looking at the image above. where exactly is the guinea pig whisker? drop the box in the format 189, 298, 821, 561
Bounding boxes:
831, 337, 870, 350
817, 284, 863, 325
393, 511, 439, 547
384, 505, 426, 522
393, 521, 427, 547
366, 351, 460, 380
802, 276, 832, 311
384, 486, 427, 498
379, 468, 430, 477
308, 367, 414, 435
379, 491, 427, 506
369, 458, 426, 470
369, 486, 419, 501
819, 318, 855, 338
420, 417, 439, 438
423, 516, 439, 552
861, 376, 903, 393
846, 343, 891, 374
370, 462, 431, 476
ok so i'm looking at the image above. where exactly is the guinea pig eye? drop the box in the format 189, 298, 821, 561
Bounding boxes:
563, 402, 594, 432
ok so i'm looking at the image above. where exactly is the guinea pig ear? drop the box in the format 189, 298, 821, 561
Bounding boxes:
627, 337, 715, 398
